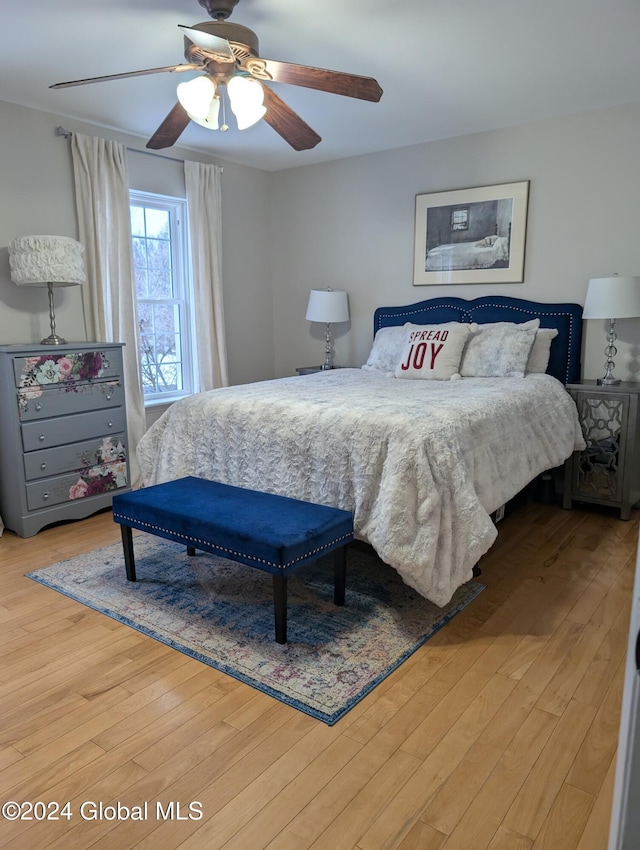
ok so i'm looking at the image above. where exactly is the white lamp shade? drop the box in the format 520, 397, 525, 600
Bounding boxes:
8, 235, 86, 287
227, 76, 266, 130
583, 276, 640, 319
305, 289, 349, 324
187, 96, 220, 130
177, 76, 217, 121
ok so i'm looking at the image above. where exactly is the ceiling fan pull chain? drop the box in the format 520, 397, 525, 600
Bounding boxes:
220, 87, 229, 132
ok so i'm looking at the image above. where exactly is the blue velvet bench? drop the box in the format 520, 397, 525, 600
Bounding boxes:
112, 476, 354, 644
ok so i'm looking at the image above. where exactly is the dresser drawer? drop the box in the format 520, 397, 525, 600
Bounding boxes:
23, 433, 127, 481
12, 349, 122, 388
25, 459, 129, 511
18, 380, 123, 420
21, 408, 127, 452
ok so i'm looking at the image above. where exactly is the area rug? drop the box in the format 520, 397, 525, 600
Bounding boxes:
27, 538, 483, 725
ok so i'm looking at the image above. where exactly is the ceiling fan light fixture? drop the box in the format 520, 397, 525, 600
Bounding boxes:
187, 95, 221, 130
227, 75, 266, 130
176, 75, 217, 121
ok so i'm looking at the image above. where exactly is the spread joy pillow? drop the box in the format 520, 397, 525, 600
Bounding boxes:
395, 323, 473, 380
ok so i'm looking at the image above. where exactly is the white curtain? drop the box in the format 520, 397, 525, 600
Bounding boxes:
184, 160, 229, 390
70, 132, 146, 487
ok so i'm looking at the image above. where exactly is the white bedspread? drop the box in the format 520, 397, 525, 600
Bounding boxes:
426, 235, 509, 271
137, 369, 584, 606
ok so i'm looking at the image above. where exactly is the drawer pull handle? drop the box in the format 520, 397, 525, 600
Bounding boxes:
42, 492, 50, 501
40, 462, 47, 470
107, 420, 114, 428
35, 403, 42, 411
105, 394, 112, 401
39, 433, 46, 442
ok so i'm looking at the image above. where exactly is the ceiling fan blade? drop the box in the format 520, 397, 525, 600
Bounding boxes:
146, 103, 191, 150
261, 86, 321, 151
50, 64, 201, 89
255, 59, 383, 102
178, 25, 235, 62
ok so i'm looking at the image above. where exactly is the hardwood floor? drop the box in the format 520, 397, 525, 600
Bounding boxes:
0, 500, 636, 849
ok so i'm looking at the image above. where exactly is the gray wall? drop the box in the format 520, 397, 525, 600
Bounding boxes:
2, 97, 640, 394
270, 102, 640, 382
0, 100, 274, 392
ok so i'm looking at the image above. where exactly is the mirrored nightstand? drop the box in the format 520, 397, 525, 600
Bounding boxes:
295, 366, 344, 375
563, 381, 640, 520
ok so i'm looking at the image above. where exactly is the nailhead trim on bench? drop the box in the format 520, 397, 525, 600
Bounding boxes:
112, 511, 353, 571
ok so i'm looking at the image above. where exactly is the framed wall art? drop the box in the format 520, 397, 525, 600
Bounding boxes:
413, 180, 529, 286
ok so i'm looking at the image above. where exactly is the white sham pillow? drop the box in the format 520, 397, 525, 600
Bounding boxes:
395, 323, 473, 380
361, 325, 406, 373
460, 319, 539, 378
527, 327, 559, 373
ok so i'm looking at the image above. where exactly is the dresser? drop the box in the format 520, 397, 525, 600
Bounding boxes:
0, 342, 130, 537
563, 381, 640, 520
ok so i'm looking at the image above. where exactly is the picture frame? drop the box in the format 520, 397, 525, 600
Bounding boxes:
413, 180, 529, 286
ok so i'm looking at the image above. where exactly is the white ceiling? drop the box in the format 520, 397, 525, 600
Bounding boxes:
2, 0, 640, 172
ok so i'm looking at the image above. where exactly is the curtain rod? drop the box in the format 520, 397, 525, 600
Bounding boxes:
55, 125, 197, 166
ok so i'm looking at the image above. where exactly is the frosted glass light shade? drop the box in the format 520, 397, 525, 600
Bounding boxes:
8, 235, 86, 287
227, 76, 266, 130
187, 96, 220, 130
306, 289, 350, 324
177, 76, 217, 121
583, 276, 640, 319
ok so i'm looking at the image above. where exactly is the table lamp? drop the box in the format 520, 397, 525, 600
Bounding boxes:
8, 235, 86, 345
305, 288, 350, 370
583, 275, 640, 385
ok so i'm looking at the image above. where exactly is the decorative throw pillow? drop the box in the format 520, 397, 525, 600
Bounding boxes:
460, 321, 538, 378
395, 323, 473, 380
362, 325, 406, 372
526, 327, 559, 374
471, 319, 539, 334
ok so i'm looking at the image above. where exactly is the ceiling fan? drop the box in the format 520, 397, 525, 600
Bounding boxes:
50, 0, 383, 153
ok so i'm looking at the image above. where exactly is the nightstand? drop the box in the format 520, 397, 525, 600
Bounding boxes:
563, 381, 640, 520
295, 366, 343, 375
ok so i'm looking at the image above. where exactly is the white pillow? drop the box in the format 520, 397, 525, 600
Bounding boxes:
395, 323, 473, 380
362, 325, 406, 372
527, 327, 559, 373
472, 319, 539, 333
460, 319, 539, 378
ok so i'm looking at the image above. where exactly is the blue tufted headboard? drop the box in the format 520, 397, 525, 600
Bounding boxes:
373, 295, 582, 384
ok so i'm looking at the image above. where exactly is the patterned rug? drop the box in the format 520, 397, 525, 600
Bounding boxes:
27, 537, 483, 725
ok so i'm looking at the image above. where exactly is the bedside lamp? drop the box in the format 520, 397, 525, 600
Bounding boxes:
583, 275, 640, 385
8, 235, 86, 345
305, 288, 350, 370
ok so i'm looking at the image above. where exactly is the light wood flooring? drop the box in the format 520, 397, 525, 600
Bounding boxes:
0, 499, 637, 849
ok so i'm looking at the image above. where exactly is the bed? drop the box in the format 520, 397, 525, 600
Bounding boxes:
426, 235, 509, 271
137, 296, 585, 607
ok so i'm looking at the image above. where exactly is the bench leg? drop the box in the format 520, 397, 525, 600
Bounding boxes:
120, 525, 136, 582
334, 546, 346, 606
187, 546, 196, 556
273, 574, 288, 644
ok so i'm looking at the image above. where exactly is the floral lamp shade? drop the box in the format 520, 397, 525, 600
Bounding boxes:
8, 234, 86, 345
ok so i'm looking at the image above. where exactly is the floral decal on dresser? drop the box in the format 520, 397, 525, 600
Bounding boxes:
19, 352, 109, 392
69, 437, 128, 500
17, 352, 113, 415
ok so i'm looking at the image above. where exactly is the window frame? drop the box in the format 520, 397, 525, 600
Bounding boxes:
451, 207, 469, 231
130, 190, 196, 406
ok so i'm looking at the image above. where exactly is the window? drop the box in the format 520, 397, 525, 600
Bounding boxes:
130, 192, 195, 403
451, 207, 469, 231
